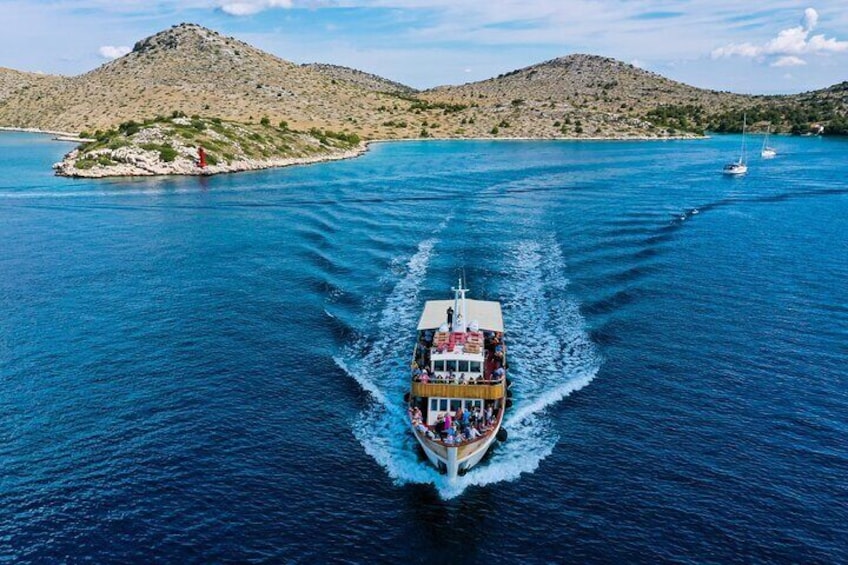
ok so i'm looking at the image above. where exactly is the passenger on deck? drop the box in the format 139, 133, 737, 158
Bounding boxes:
445, 423, 457, 444
460, 407, 470, 428
494, 345, 504, 361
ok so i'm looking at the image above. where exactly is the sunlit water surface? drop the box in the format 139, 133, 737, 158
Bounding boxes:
1, 132, 846, 562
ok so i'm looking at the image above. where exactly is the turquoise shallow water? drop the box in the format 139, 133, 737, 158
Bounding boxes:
1, 132, 847, 562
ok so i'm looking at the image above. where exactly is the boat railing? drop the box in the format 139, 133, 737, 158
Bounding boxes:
410, 381, 505, 400
412, 375, 506, 385
411, 406, 505, 450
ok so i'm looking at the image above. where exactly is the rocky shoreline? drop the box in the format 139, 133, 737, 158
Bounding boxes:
45, 115, 368, 179
53, 143, 369, 178
54, 134, 703, 179
0, 126, 83, 138
7, 124, 700, 179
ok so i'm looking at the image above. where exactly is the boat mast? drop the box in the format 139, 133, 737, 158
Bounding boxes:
451, 277, 468, 332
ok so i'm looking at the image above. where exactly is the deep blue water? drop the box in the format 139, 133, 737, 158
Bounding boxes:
1, 131, 847, 563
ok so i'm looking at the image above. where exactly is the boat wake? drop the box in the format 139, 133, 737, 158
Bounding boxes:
334, 234, 600, 499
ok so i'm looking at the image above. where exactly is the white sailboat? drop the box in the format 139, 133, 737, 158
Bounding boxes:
761, 125, 777, 159
723, 114, 748, 175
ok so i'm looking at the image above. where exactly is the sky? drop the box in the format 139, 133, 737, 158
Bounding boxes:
1, 1, 847, 94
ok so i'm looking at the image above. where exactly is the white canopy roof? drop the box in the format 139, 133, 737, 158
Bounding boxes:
417, 299, 504, 333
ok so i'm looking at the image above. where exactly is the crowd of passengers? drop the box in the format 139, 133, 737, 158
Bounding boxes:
408, 404, 499, 445
413, 330, 506, 384
412, 366, 505, 384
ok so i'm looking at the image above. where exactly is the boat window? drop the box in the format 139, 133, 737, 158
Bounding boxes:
470, 361, 481, 374
458, 360, 469, 372
446, 360, 458, 372
439, 399, 448, 411
450, 399, 462, 412
434, 360, 445, 371
430, 398, 438, 412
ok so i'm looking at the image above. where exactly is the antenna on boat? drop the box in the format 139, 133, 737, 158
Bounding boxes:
451, 276, 468, 333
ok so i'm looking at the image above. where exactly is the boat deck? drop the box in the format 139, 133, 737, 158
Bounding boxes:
409, 326, 507, 448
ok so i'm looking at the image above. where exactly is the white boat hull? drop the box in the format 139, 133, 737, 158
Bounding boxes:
722, 163, 747, 175
410, 422, 501, 480
408, 282, 508, 481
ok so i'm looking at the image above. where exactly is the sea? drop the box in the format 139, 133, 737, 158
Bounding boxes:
1, 131, 846, 563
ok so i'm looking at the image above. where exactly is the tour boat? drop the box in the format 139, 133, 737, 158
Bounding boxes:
406, 280, 509, 480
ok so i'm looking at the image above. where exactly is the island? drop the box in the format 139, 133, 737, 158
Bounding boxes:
51, 114, 364, 178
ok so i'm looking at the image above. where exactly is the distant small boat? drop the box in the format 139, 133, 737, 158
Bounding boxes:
723, 114, 748, 176
722, 160, 748, 176
761, 125, 777, 159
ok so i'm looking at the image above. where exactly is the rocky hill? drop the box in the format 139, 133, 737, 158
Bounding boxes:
1, 23, 846, 139
0, 67, 68, 105
0, 23, 411, 138
302, 63, 417, 95
419, 55, 751, 137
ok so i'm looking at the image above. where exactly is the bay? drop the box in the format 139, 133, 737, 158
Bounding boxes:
1, 131, 846, 563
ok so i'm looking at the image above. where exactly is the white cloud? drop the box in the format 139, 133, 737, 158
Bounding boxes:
772, 55, 807, 67
711, 7, 848, 65
711, 43, 761, 59
98, 45, 131, 59
219, 0, 292, 16
802, 7, 818, 31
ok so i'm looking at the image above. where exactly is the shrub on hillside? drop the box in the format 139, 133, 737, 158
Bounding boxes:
159, 144, 178, 162
118, 121, 140, 136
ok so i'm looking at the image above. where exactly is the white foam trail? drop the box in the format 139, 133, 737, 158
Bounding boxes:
333, 236, 436, 411
435, 235, 600, 495
333, 231, 452, 489
503, 238, 600, 424
335, 226, 600, 499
